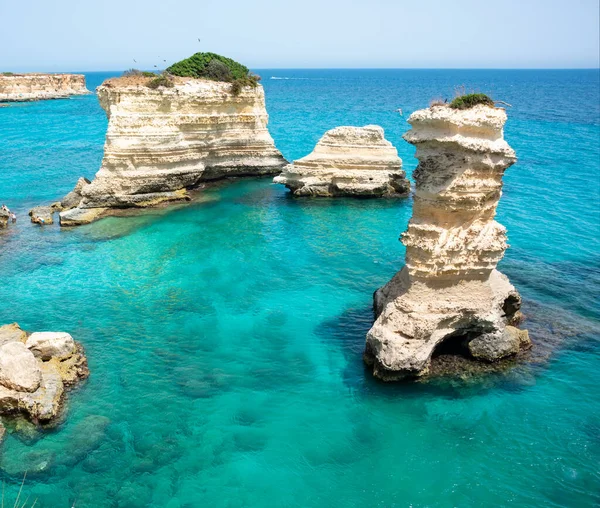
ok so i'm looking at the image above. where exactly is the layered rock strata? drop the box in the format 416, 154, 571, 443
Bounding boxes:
60, 77, 286, 225
0, 73, 90, 102
0, 323, 88, 427
274, 125, 410, 197
365, 105, 529, 380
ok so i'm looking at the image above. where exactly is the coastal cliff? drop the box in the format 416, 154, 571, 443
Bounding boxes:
274, 125, 409, 197
0, 73, 90, 102
365, 104, 529, 380
60, 76, 286, 225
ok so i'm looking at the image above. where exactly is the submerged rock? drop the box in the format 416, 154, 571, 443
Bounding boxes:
274, 125, 409, 197
0, 323, 88, 424
60, 76, 286, 225
365, 104, 529, 380
0, 73, 90, 102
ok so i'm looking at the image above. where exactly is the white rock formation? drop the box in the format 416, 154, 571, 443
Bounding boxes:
0, 73, 90, 102
365, 105, 529, 380
274, 125, 409, 197
26, 332, 76, 360
60, 76, 286, 225
0, 342, 41, 393
0, 323, 88, 423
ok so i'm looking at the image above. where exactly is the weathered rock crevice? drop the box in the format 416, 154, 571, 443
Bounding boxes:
365, 105, 530, 380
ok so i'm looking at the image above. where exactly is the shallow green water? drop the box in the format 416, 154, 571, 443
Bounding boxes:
0, 70, 598, 507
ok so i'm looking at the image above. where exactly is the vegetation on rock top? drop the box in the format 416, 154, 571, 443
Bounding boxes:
166, 52, 260, 96
450, 93, 495, 110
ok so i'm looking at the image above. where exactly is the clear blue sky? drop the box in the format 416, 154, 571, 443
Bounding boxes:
1, 0, 598, 71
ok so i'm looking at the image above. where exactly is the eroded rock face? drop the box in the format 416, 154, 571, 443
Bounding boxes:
0, 324, 88, 424
365, 105, 529, 380
0, 74, 90, 102
274, 125, 409, 197
60, 77, 286, 225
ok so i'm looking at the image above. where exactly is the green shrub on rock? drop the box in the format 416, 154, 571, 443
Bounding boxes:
450, 93, 495, 110
166, 52, 250, 81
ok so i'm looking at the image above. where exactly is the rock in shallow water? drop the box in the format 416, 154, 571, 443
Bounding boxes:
365, 105, 530, 380
0, 341, 42, 392
274, 125, 410, 197
60, 76, 287, 225
26, 331, 76, 360
0, 323, 88, 424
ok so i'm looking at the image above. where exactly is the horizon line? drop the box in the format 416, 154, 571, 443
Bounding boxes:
5, 67, 600, 73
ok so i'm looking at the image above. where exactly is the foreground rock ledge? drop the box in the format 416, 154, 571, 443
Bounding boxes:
0, 73, 90, 102
365, 105, 530, 381
0, 323, 89, 432
60, 76, 287, 226
274, 125, 410, 197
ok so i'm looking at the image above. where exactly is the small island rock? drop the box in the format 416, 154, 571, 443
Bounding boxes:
274, 125, 409, 197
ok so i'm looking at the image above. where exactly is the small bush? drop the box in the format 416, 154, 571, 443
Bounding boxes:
429, 98, 446, 107
123, 69, 157, 77
204, 60, 233, 82
146, 73, 175, 89
229, 73, 260, 96
1, 72, 15, 76
450, 93, 494, 110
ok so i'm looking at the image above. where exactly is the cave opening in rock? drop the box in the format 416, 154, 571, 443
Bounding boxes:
431, 330, 474, 358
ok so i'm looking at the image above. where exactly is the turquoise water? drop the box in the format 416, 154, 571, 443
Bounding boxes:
0, 69, 599, 507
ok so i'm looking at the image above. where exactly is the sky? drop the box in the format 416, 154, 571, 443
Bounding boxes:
1, 0, 598, 71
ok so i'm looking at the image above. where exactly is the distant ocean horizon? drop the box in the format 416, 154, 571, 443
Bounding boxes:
0, 68, 598, 506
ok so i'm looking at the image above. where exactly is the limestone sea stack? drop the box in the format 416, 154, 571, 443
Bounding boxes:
0, 323, 88, 428
0, 73, 90, 102
364, 104, 529, 380
60, 76, 286, 226
274, 125, 410, 197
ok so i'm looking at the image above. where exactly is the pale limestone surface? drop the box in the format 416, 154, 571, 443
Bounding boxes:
26, 332, 76, 360
0, 74, 90, 102
274, 125, 409, 197
60, 77, 286, 225
0, 342, 41, 392
0, 323, 88, 424
365, 105, 528, 380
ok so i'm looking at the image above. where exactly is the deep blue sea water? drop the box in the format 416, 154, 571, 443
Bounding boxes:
0, 69, 599, 507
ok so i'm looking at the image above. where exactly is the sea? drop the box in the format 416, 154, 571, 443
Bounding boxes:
0, 69, 598, 507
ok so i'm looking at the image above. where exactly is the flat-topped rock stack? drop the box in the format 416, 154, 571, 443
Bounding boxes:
60, 76, 286, 226
0, 323, 88, 433
365, 104, 530, 380
0, 73, 90, 102
274, 125, 410, 197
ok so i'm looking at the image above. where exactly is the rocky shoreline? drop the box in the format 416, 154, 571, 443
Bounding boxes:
0, 73, 90, 102
0, 323, 88, 438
